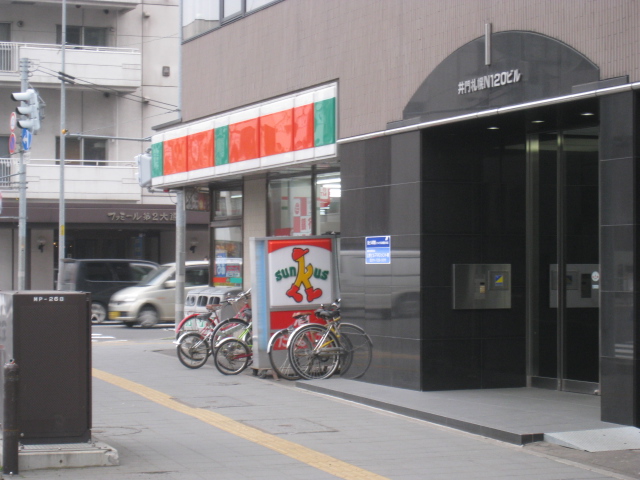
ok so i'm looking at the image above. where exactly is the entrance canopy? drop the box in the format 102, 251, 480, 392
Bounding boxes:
392, 31, 600, 129
149, 83, 337, 189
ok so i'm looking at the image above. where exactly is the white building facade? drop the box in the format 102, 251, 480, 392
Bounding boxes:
0, 0, 208, 290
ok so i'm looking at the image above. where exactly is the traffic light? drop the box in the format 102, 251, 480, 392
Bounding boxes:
11, 88, 40, 133
135, 153, 152, 188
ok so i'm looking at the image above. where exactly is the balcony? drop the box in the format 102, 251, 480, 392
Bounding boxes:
0, 157, 143, 202
0, 42, 141, 92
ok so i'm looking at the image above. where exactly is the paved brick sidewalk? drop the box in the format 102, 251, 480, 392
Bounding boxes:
16, 334, 637, 480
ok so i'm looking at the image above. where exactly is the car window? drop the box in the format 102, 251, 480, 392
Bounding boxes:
131, 264, 156, 281
110, 263, 131, 281
84, 262, 114, 281
139, 265, 172, 286
185, 267, 208, 287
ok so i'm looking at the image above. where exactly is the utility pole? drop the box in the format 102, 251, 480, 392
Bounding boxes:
57, 0, 67, 289
174, 189, 185, 329
12, 61, 41, 291
17, 58, 28, 290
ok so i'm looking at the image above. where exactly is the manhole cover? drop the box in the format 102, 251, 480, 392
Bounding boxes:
243, 418, 336, 435
92, 426, 142, 437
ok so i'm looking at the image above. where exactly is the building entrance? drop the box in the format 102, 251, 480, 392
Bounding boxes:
527, 127, 600, 394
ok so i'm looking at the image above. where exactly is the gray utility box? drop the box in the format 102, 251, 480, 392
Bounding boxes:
0, 291, 91, 444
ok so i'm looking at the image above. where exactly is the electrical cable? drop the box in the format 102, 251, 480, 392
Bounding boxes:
34, 64, 179, 111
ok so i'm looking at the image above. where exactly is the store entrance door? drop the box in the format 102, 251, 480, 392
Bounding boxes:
527, 127, 600, 394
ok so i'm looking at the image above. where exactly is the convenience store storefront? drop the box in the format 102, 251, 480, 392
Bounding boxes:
149, 83, 340, 290
156, 29, 640, 427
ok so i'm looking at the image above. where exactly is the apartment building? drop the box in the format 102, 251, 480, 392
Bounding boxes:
0, 0, 208, 290
148, 0, 640, 427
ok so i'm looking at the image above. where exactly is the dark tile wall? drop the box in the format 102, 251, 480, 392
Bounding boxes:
339, 132, 422, 389
340, 125, 527, 392
599, 91, 639, 426
421, 125, 527, 391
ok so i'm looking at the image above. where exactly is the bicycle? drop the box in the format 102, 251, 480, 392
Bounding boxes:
266, 311, 311, 380
174, 289, 251, 369
175, 288, 251, 338
213, 323, 253, 375
287, 300, 373, 380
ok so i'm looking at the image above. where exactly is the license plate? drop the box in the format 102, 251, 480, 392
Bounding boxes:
108, 311, 120, 320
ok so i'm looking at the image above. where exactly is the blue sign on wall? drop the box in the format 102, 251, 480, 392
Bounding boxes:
365, 236, 391, 264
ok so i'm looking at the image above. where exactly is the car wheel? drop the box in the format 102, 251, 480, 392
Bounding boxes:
138, 307, 159, 328
91, 302, 107, 323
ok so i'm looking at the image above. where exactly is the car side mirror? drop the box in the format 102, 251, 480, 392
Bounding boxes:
164, 279, 176, 289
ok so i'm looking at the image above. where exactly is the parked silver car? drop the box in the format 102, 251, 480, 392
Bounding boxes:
108, 261, 209, 328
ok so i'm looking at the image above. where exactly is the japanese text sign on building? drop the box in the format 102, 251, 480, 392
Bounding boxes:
365, 236, 391, 264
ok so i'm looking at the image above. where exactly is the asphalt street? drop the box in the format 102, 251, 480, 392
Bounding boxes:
13, 323, 640, 480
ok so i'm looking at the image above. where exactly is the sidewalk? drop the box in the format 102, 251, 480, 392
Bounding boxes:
297, 378, 634, 447
15, 333, 640, 480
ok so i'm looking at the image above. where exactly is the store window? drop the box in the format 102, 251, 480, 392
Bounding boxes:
212, 226, 243, 287
56, 25, 108, 47
214, 189, 243, 218
316, 172, 341, 235
269, 176, 313, 236
56, 137, 107, 166
268, 170, 341, 236
211, 187, 243, 287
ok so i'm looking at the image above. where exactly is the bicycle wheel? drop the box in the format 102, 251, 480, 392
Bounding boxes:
214, 337, 251, 375
210, 319, 249, 351
337, 323, 373, 379
267, 329, 300, 380
176, 332, 210, 369
288, 324, 341, 380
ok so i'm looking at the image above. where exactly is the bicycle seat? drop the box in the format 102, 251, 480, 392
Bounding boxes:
314, 308, 340, 320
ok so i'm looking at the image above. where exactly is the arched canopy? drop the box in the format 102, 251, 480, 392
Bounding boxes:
396, 31, 599, 128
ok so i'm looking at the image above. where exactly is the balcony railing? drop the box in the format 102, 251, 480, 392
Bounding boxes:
0, 157, 144, 202
0, 43, 19, 72
0, 42, 141, 91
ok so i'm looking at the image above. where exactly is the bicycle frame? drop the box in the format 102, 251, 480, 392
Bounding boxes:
286, 316, 346, 355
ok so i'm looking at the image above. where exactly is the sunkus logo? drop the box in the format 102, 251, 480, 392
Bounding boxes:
274, 247, 329, 303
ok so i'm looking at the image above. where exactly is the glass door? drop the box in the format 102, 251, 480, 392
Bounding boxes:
528, 127, 599, 393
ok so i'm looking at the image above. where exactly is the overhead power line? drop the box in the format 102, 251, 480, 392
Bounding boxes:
34, 65, 179, 111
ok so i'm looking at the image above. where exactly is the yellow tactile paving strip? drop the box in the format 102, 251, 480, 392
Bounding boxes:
93, 368, 389, 480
